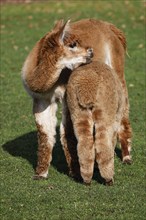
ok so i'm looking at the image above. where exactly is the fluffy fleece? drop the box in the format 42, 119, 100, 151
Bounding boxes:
22, 20, 92, 179
65, 61, 130, 185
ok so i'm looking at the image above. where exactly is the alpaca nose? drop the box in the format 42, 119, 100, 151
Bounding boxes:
87, 48, 93, 58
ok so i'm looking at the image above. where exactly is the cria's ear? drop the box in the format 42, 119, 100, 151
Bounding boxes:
53, 19, 64, 31
58, 20, 71, 44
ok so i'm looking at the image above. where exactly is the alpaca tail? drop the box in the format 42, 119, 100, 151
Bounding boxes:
76, 85, 97, 109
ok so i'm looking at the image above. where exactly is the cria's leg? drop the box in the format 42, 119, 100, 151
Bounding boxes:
94, 124, 115, 185
118, 117, 132, 164
73, 112, 94, 184
33, 98, 57, 179
60, 98, 79, 179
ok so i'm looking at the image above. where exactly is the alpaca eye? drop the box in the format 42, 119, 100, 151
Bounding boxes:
69, 42, 77, 48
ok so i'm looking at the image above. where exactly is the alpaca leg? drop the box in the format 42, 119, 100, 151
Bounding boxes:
116, 59, 133, 151
118, 85, 132, 164
118, 117, 132, 164
73, 113, 94, 184
33, 99, 57, 179
95, 124, 115, 185
60, 98, 79, 178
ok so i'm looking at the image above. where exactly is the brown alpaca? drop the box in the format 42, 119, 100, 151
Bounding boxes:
22, 20, 93, 179
60, 19, 132, 179
22, 18, 132, 180
65, 61, 126, 185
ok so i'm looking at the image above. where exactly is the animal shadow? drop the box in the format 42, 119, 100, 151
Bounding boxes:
2, 127, 122, 183
2, 127, 68, 174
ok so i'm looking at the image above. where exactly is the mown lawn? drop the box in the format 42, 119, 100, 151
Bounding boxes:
0, 1, 145, 219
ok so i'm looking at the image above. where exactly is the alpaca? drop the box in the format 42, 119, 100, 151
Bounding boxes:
60, 19, 132, 179
22, 18, 132, 180
65, 61, 126, 185
22, 20, 93, 179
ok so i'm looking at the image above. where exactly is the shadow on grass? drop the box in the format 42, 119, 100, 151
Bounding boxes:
2, 127, 68, 175
2, 131, 38, 169
2, 127, 122, 184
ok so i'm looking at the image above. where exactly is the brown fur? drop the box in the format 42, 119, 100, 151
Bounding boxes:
34, 123, 52, 178
22, 20, 92, 179
65, 61, 126, 184
70, 19, 126, 81
60, 19, 132, 181
118, 118, 132, 163
22, 20, 91, 94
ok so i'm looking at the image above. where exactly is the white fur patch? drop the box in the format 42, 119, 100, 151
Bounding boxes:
40, 170, 48, 178
123, 155, 131, 161
35, 101, 58, 147
59, 56, 86, 70
53, 86, 66, 102
105, 43, 112, 68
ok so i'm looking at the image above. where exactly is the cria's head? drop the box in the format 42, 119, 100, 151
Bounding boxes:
40, 20, 93, 70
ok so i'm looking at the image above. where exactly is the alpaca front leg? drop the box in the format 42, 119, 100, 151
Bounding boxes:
33, 99, 57, 179
60, 98, 79, 179
60, 122, 80, 179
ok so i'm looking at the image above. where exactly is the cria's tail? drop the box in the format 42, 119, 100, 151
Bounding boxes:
76, 85, 97, 109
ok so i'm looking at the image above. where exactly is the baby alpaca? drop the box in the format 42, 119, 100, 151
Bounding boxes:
22, 20, 93, 179
66, 61, 125, 185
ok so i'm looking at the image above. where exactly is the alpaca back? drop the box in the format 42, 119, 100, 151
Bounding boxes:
70, 19, 126, 82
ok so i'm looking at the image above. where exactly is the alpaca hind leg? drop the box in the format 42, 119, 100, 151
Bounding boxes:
118, 117, 132, 164
73, 113, 94, 184
119, 87, 132, 164
33, 99, 57, 179
95, 124, 115, 185
60, 98, 79, 179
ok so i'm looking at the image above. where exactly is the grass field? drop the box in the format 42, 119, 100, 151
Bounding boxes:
0, 1, 145, 219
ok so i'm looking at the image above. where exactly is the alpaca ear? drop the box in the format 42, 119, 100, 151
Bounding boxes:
53, 19, 64, 31
58, 20, 71, 44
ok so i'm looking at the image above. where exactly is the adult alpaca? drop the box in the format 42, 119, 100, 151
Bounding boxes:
22, 20, 93, 179
61, 19, 132, 179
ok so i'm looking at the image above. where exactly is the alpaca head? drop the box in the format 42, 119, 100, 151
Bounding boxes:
40, 20, 93, 70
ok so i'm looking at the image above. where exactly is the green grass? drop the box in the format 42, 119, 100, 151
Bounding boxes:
0, 1, 145, 219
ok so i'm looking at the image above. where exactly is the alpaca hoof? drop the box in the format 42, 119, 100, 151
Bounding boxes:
33, 175, 48, 180
123, 156, 132, 165
105, 179, 114, 186
69, 170, 74, 178
69, 170, 82, 182
83, 181, 91, 186
123, 159, 132, 165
